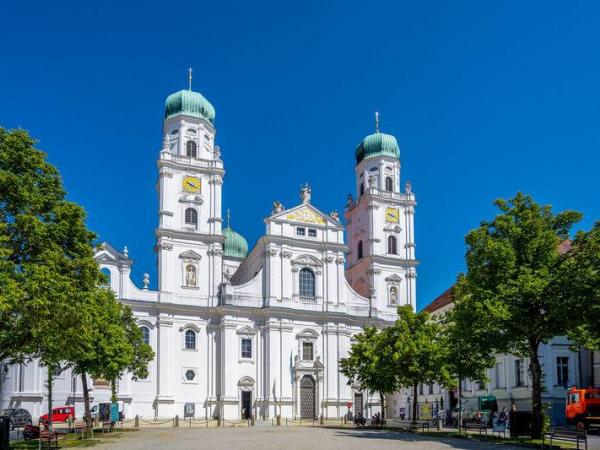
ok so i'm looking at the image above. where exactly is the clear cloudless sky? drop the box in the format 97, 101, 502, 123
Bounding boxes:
2, 1, 599, 310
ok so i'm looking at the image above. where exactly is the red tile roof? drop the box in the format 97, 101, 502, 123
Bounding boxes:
422, 286, 454, 313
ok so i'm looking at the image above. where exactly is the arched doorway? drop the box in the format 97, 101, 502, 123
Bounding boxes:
300, 375, 316, 419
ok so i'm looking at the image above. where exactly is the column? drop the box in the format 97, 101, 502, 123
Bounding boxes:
155, 316, 174, 417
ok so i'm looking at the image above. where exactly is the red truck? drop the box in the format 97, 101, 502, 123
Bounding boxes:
566, 387, 600, 430
39, 406, 75, 424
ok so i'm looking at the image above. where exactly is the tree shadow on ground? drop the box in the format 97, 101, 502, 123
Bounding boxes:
333, 429, 523, 450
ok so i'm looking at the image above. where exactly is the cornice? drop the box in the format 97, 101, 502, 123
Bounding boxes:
155, 228, 226, 243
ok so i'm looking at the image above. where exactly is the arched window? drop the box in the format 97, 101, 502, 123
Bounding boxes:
388, 236, 397, 255
357, 241, 363, 260
185, 329, 196, 349
359, 183, 364, 196
100, 267, 111, 287
185, 208, 198, 227
186, 140, 197, 157
385, 177, 393, 192
140, 326, 150, 345
299, 268, 315, 298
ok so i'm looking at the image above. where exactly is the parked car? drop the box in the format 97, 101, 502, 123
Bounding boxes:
39, 406, 75, 423
1, 408, 33, 429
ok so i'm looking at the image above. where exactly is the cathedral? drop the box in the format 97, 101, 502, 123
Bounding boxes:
1, 80, 417, 421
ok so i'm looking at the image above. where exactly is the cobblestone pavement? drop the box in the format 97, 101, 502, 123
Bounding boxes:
94, 426, 533, 450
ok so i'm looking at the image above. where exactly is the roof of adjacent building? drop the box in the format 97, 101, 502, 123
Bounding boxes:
422, 286, 454, 313
165, 89, 216, 124
355, 131, 400, 164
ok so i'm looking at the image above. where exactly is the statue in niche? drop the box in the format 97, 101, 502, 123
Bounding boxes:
390, 286, 398, 305
185, 264, 197, 287
272, 200, 284, 214
300, 183, 311, 204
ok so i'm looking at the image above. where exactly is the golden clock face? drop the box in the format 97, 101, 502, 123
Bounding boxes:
182, 176, 201, 193
385, 207, 399, 223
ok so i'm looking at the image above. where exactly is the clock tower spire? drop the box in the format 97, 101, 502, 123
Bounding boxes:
155, 79, 224, 306
344, 119, 417, 318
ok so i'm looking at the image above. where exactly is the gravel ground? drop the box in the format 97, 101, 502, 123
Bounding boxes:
93, 426, 531, 450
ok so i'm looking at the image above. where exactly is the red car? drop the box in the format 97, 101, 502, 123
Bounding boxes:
39, 406, 75, 424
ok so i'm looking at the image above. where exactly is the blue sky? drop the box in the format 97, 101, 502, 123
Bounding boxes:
2, 1, 599, 310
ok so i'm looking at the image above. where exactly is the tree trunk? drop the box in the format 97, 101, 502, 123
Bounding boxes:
529, 342, 543, 439
111, 377, 118, 403
47, 368, 53, 431
379, 392, 385, 427
81, 372, 91, 425
412, 384, 418, 425
458, 376, 462, 430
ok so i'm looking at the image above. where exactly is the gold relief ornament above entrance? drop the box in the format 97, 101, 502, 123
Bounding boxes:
285, 206, 327, 225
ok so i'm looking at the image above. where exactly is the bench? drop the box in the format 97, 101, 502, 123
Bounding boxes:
460, 422, 488, 439
101, 421, 112, 433
74, 421, 93, 438
542, 428, 587, 450
39, 429, 58, 449
392, 420, 431, 432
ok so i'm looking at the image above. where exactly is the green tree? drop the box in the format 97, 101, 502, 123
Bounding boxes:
340, 326, 397, 424
561, 222, 600, 351
441, 286, 496, 427
71, 285, 154, 422
456, 193, 582, 438
0, 128, 100, 428
389, 305, 450, 425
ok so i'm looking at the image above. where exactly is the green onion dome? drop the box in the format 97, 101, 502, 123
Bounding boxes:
355, 131, 400, 164
165, 89, 215, 125
222, 227, 248, 259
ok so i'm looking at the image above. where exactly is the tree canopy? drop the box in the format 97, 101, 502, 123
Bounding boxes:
454, 192, 583, 438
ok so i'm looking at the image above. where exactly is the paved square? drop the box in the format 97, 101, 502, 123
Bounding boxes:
95, 427, 530, 450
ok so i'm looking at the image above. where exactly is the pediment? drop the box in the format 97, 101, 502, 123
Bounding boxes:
236, 326, 256, 336
179, 250, 203, 260
385, 274, 403, 283
291, 254, 322, 268
238, 376, 255, 387
296, 328, 319, 340
271, 203, 335, 227
94, 242, 130, 264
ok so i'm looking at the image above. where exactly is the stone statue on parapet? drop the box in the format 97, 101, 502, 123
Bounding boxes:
300, 183, 311, 204
272, 200, 284, 214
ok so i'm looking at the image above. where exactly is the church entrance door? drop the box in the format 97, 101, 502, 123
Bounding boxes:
300, 375, 316, 419
241, 391, 252, 419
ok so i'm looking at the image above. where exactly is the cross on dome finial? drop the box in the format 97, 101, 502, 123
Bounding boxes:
226, 208, 231, 228
188, 67, 193, 91
375, 111, 380, 132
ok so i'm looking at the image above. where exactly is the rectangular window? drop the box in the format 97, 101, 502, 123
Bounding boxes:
302, 342, 313, 361
418, 383, 424, 395
556, 356, 569, 388
241, 338, 252, 359
495, 362, 505, 388
515, 359, 525, 387
296, 227, 305, 236
477, 380, 485, 390
428, 384, 434, 395
308, 229, 317, 237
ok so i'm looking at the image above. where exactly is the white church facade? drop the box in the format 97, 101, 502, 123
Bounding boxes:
1, 82, 417, 420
